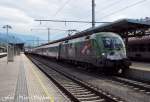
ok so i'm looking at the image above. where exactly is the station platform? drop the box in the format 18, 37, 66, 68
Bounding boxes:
0, 54, 70, 102
131, 61, 150, 71
124, 61, 150, 82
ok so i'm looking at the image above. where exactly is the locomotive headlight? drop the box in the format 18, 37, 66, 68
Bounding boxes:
102, 53, 106, 57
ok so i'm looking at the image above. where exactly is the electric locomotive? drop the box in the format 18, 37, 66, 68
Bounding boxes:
30, 32, 131, 74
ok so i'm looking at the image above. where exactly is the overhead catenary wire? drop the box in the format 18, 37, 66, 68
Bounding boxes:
77, 0, 125, 21
36, 0, 113, 26
34, 0, 148, 34
31, 27, 79, 42
36, 0, 120, 28
31, 28, 80, 32
100, 0, 147, 20
35, 19, 110, 24
95, 0, 124, 14
80, 0, 147, 29
76, 0, 125, 29
53, 0, 71, 17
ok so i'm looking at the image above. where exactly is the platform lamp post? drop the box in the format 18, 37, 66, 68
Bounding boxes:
3, 25, 13, 63
3, 25, 12, 36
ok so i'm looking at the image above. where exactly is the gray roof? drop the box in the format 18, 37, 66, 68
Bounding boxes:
38, 19, 150, 47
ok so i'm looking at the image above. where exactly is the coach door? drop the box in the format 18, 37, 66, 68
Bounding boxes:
57, 43, 62, 60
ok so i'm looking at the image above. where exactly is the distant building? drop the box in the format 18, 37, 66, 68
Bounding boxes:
0, 46, 6, 53
139, 17, 150, 24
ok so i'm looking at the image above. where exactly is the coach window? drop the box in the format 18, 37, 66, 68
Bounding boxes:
49, 47, 51, 52
65, 40, 68, 43
53, 46, 56, 52
127, 47, 130, 52
139, 44, 145, 52
143, 44, 146, 52
131, 46, 133, 52
132, 45, 136, 52
127, 45, 130, 52
148, 44, 150, 52
135, 45, 139, 52
130, 45, 132, 51
69, 43, 72, 48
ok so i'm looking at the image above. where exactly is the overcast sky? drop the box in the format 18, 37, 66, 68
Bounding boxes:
0, 0, 149, 41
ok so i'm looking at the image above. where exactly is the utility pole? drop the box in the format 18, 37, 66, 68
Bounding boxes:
31, 28, 51, 43
92, 0, 95, 28
47, 28, 50, 42
37, 38, 40, 46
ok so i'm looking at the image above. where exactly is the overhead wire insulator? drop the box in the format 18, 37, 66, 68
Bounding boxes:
65, 21, 67, 26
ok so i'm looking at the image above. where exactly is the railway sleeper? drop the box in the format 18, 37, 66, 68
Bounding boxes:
113, 77, 150, 93
81, 98, 105, 102
74, 93, 96, 98
66, 87, 85, 91
68, 89, 88, 93
61, 82, 76, 85
68, 89, 89, 93
71, 91, 91, 95
62, 83, 79, 86
63, 84, 83, 88
77, 96, 101, 101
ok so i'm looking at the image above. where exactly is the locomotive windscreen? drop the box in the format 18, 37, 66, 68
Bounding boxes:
102, 37, 124, 49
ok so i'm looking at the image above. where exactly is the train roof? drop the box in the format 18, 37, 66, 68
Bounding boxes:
129, 35, 150, 44
37, 19, 150, 47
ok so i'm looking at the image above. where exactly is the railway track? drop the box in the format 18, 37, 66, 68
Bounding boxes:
28, 56, 125, 102
32, 55, 150, 96
109, 76, 150, 95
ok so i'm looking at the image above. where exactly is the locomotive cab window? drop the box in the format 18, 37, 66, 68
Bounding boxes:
102, 37, 123, 49
85, 36, 90, 39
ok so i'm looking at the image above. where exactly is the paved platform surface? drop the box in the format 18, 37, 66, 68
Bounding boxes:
0, 54, 70, 102
131, 61, 150, 71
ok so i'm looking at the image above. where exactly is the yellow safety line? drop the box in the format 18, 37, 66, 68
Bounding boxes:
131, 66, 149, 71
30, 62, 54, 102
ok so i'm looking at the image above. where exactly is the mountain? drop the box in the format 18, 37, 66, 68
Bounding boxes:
0, 33, 43, 46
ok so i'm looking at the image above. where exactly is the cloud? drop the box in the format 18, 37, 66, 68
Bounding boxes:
0, 0, 149, 41
0, 6, 33, 24
26, 0, 49, 5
